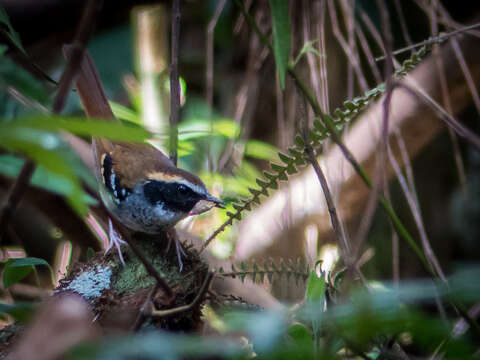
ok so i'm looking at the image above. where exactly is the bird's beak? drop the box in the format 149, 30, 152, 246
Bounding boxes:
189, 193, 224, 215
204, 194, 225, 208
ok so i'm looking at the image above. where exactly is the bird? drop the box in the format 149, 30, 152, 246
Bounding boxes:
68, 48, 223, 269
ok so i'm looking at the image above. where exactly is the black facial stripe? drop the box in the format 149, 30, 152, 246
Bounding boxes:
143, 180, 202, 213
102, 153, 131, 202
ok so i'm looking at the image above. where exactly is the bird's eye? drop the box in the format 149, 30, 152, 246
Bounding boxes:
177, 184, 189, 195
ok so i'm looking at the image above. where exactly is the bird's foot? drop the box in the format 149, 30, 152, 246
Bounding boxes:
175, 238, 187, 272
105, 218, 127, 265
166, 229, 186, 272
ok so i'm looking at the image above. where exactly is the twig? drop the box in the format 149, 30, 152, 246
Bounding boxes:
375, 22, 480, 61
315, 0, 329, 112
0, 0, 100, 245
206, 0, 227, 171
304, 145, 351, 266
169, 0, 181, 165
397, 82, 480, 150
351, 0, 394, 262
393, 0, 413, 51
429, 1, 467, 198
387, 137, 446, 281
149, 271, 213, 317
52, 0, 100, 113
131, 284, 159, 331
109, 216, 174, 300
327, 0, 368, 92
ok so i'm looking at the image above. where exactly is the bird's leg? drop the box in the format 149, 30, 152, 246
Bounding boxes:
166, 228, 186, 271
175, 238, 187, 272
106, 218, 127, 265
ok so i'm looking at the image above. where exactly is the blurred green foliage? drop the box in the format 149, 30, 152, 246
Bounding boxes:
64, 267, 480, 359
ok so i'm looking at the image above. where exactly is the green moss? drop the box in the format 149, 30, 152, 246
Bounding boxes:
111, 237, 193, 296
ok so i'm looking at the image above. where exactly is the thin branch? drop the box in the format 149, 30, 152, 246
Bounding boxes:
412, 0, 480, 38
109, 216, 174, 300
149, 271, 213, 317
316, 0, 329, 113
304, 145, 351, 266
206, 0, 227, 171
398, 82, 480, 150
53, 0, 100, 113
375, 22, 480, 61
354, 20, 382, 84
428, 1, 467, 196
450, 37, 480, 115
351, 0, 394, 263
393, 0, 413, 50
327, 0, 368, 92
169, 0, 181, 165
387, 138, 446, 281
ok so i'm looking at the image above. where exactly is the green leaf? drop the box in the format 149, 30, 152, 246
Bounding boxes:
109, 101, 140, 124
245, 140, 278, 161
305, 270, 326, 304
269, 0, 291, 88
7, 257, 49, 268
178, 118, 240, 140
0, 302, 34, 323
3, 257, 48, 288
0, 155, 97, 205
10, 116, 151, 142
0, 50, 49, 104
0, 128, 88, 214
288, 323, 313, 348
0, 6, 26, 53
3, 259, 32, 288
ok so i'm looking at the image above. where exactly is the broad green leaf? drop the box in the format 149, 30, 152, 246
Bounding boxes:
9, 116, 151, 142
0, 6, 26, 53
109, 101, 140, 124
0, 302, 34, 323
245, 140, 278, 161
3, 257, 51, 289
269, 0, 291, 88
0, 155, 97, 205
2, 259, 32, 288
0, 127, 88, 214
2, 258, 44, 288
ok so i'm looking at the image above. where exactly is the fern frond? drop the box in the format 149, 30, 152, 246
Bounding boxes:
201, 46, 429, 252
217, 258, 310, 286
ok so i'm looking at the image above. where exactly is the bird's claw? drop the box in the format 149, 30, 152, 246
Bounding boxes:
106, 219, 126, 265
